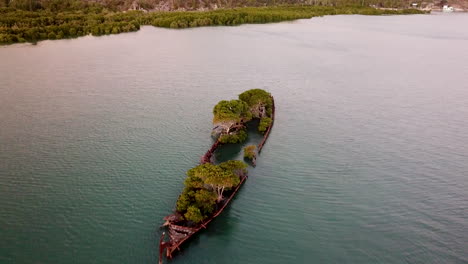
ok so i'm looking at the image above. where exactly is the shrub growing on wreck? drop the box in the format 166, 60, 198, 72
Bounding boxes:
176, 161, 247, 223
218, 160, 248, 175
0, 6, 425, 45
194, 189, 217, 214
212, 99, 251, 137
258, 117, 272, 133
244, 145, 257, 160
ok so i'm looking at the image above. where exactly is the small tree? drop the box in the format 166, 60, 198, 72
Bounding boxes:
258, 117, 272, 133
187, 163, 222, 182
238, 89, 272, 118
176, 189, 194, 212
184, 206, 204, 223
219, 128, 247, 144
195, 189, 217, 214
204, 170, 240, 202
178, 161, 248, 221
212, 100, 252, 136
184, 173, 204, 189
187, 162, 246, 203
47, 32, 56, 39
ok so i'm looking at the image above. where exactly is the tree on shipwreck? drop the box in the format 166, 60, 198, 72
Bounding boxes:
211, 89, 273, 142
176, 161, 248, 223
243, 145, 257, 160
212, 99, 252, 138
238, 89, 273, 119
188, 161, 246, 202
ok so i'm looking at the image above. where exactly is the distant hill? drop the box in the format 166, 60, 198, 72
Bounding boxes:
1, 0, 467, 11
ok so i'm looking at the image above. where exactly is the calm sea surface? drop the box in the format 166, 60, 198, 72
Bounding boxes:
1, 13, 467, 264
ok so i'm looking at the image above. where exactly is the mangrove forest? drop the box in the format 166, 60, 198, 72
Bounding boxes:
0, 2, 425, 45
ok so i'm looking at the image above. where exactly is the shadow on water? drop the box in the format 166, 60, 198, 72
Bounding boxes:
214, 119, 264, 164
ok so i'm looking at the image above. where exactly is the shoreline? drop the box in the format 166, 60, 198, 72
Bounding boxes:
376, 7, 467, 12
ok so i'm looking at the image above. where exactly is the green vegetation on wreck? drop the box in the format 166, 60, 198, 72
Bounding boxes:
172, 89, 274, 225
0, 0, 433, 12
176, 160, 248, 223
212, 88, 273, 144
0, 4, 425, 45
239, 89, 273, 133
219, 129, 248, 144
258, 117, 272, 134
244, 145, 257, 160
213, 100, 252, 125
239, 88, 273, 118
173, 89, 274, 224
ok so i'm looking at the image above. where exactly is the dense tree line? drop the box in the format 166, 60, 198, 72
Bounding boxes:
0, 0, 431, 11
0, 7, 141, 43
0, 5, 424, 45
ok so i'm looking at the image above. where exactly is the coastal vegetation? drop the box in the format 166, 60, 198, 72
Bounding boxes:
0, 3, 425, 45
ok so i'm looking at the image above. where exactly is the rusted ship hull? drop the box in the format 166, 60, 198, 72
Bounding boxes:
258, 96, 275, 153
159, 174, 247, 263
200, 139, 221, 164
159, 96, 275, 263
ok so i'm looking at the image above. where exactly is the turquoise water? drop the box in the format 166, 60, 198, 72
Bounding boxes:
1, 13, 467, 264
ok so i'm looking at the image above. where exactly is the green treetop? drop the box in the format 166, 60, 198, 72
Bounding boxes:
213, 99, 251, 123
176, 160, 247, 223
238, 89, 272, 118
191, 163, 238, 202
181, 161, 242, 223
184, 206, 204, 223
194, 189, 217, 214
212, 99, 252, 137
187, 163, 222, 183
219, 160, 248, 176
184, 172, 204, 189
244, 145, 256, 160
185, 161, 246, 203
